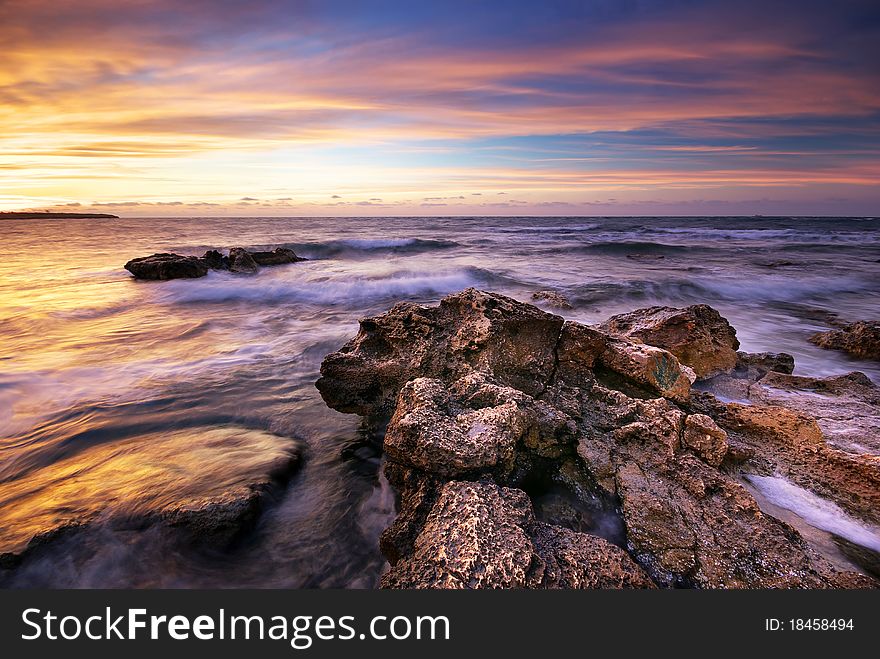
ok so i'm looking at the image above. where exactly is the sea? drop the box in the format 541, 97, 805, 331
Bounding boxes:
1, 215, 878, 587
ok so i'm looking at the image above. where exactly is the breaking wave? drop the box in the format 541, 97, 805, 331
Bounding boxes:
154, 267, 499, 306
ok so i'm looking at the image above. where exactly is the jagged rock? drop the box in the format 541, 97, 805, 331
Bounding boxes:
531, 290, 573, 309
381, 481, 654, 589
319, 289, 875, 589
318, 289, 566, 417
747, 371, 880, 455
250, 247, 305, 266
810, 321, 880, 361
385, 374, 575, 480
599, 304, 740, 379
570, 385, 867, 587
228, 247, 259, 274
124, 253, 208, 280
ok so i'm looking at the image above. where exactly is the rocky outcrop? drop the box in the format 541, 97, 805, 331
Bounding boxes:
124, 246, 305, 280
318, 289, 875, 589
599, 305, 739, 379
810, 321, 880, 361
124, 253, 208, 280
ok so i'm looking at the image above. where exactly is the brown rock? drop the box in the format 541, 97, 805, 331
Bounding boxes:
317, 289, 565, 417
600, 304, 739, 379
381, 481, 654, 589
714, 401, 880, 526
683, 414, 729, 467
810, 321, 880, 361
318, 289, 876, 589
385, 374, 576, 480
598, 339, 692, 402
735, 351, 795, 378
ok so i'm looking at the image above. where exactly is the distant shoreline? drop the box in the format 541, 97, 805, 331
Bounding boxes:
0, 212, 119, 219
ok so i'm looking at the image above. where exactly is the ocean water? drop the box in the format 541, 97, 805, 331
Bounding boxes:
0, 215, 878, 587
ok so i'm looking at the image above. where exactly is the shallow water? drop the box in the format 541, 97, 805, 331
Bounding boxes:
1, 215, 878, 587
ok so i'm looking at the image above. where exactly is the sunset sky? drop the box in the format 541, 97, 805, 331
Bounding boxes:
1, 0, 879, 216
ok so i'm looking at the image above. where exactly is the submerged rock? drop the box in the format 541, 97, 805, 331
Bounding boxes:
810, 321, 880, 361
319, 289, 875, 589
531, 290, 573, 309
599, 304, 740, 379
124, 253, 208, 280
0, 427, 302, 564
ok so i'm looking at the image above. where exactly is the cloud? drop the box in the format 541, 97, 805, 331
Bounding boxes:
1, 0, 878, 214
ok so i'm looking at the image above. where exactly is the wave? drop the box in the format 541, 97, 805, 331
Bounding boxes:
280, 237, 459, 259
154, 266, 500, 306
571, 274, 877, 306
574, 240, 694, 256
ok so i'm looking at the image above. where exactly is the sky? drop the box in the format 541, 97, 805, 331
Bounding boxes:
1, 0, 879, 216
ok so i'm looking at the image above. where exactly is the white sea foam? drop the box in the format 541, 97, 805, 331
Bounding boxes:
747, 475, 880, 552
156, 268, 486, 306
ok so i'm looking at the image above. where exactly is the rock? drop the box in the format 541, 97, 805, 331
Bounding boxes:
707, 400, 880, 527
531, 290, 573, 309
748, 371, 880, 455
599, 304, 740, 379
124, 253, 208, 280
250, 247, 305, 266
572, 386, 866, 587
385, 372, 577, 481
810, 321, 880, 361
598, 339, 691, 402
202, 249, 229, 270
228, 247, 259, 274
317, 289, 566, 417
0, 427, 302, 559
735, 351, 795, 377
381, 481, 654, 589
682, 414, 729, 467
126, 246, 305, 280
319, 289, 875, 589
